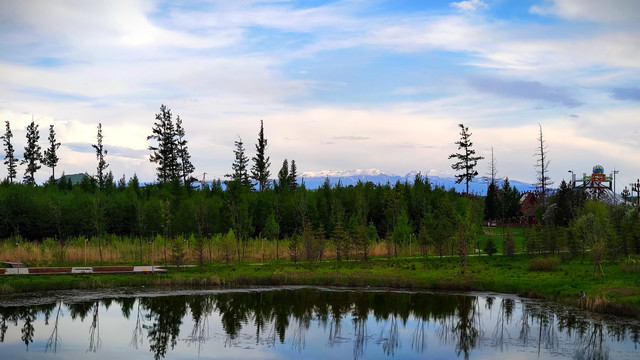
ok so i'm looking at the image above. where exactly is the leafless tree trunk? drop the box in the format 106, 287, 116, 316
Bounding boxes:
534, 124, 553, 206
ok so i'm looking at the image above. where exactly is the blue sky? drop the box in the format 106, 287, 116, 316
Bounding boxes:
0, 0, 639, 190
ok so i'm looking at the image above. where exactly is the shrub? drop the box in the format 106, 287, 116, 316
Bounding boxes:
503, 230, 516, 257
528, 258, 559, 271
288, 234, 301, 263
219, 230, 236, 264
619, 259, 640, 274
171, 236, 186, 267
484, 236, 497, 257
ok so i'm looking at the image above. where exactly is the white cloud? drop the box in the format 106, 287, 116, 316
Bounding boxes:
0, 0, 639, 187
530, 0, 640, 24
450, 0, 488, 12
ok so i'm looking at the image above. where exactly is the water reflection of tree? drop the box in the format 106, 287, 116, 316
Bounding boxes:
88, 301, 101, 352
130, 301, 145, 350
142, 296, 187, 360
410, 293, 447, 354
0, 312, 8, 343
411, 318, 427, 353
454, 296, 481, 360
519, 302, 563, 357
0, 304, 50, 349
327, 313, 343, 347
352, 295, 369, 359
437, 296, 481, 360
324, 290, 353, 349
517, 301, 531, 347
45, 303, 62, 353
20, 309, 36, 349
68, 301, 94, 320
491, 298, 514, 351
118, 297, 136, 319
185, 295, 213, 355
215, 293, 249, 346
537, 313, 558, 356
573, 317, 610, 360
378, 316, 399, 356
2, 289, 640, 359
289, 298, 311, 352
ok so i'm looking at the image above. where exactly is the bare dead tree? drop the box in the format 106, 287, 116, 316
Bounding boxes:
484, 146, 500, 185
534, 124, 553, 206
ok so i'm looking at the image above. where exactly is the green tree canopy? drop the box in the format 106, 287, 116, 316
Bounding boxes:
448, 124, 484, 194
21, 119, 42, 186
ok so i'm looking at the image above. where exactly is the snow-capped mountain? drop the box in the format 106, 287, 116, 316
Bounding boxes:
298, 168, 536, 195
299, 168, 393, 178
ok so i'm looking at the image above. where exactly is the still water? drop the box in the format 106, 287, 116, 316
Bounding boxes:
0, 286, 638, 359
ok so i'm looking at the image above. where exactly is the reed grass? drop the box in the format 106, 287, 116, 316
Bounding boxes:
0, 236, 401, 266
528, 257, 560, 271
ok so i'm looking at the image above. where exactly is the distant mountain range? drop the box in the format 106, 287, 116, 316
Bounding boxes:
61, 169, 537, 196
298, 168, 536, 195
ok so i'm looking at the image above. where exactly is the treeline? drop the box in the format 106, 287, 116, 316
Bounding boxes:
2, 105, 640, 268
521, 181, 640, 266
0, 173, 484, 261
1, 105, 198, 188
486, 179, 640, 270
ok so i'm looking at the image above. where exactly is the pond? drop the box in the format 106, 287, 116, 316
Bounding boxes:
0, 286, 638, 359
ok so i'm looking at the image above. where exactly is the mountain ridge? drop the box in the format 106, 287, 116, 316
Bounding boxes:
299, 168, 536, 195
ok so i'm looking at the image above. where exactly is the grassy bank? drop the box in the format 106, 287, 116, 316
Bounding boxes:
1, 254, 639, 320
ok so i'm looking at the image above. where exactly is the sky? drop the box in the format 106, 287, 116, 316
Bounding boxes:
1, 0, 639, 191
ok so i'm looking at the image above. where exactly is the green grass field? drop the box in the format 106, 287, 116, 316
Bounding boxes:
477, 226, 526, 253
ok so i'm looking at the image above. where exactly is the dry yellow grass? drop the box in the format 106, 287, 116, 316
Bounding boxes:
0, 237, 421, 266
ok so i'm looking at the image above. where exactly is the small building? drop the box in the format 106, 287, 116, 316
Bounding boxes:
519, 192, 538, 225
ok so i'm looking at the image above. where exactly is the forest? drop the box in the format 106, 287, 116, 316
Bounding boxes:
1, 106, 640, 268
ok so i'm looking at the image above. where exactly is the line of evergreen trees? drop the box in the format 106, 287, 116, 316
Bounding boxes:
2, 107, 639, 265
0, 170, 481, 261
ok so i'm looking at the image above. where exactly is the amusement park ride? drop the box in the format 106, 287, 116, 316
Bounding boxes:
569, 165, 640, 205
570, 165, 619, 204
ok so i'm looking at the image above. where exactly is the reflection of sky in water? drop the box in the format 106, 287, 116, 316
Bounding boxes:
0, 289, 639, 360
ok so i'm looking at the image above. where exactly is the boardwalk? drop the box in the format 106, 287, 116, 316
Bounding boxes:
0, 265, 167, 275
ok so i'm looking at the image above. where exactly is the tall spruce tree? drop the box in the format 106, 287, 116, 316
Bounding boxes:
500, 177, 520, 222
277, 159, 290, 190
21, 118, 42, 186
175, 115, 195, 185
251, 120, 271, 192
289, 159, 298, 190
1, 121, 18, 183
448, 124, 484, 194
92, 123, 109, 190
227, 136, 252, 188
484, 181, 499, 221
148, 104, 179, 183
42, 124, 61, 182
